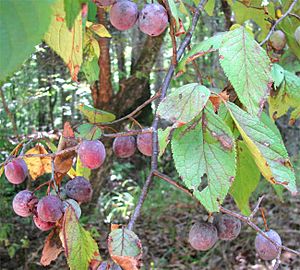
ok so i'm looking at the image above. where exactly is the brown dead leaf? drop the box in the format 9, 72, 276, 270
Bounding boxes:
111, 224, 120, 231
24, 145, 52, 180
209, 96, 221, 112
40, 228, 64, 266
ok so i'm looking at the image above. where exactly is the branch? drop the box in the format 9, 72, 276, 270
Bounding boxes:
153, 171, 300, 257
127, 0, 208, 231
260, 0, 298, 46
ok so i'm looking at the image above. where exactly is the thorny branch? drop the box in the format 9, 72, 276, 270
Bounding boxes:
260, 0, 298, 46
127, 0, 208, 231
153, 171, 300, 257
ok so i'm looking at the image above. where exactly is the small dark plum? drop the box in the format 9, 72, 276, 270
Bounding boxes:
255, 229, 282, 260
12, 190, 38, 217
113, 136, 136, 158
270, 30, 286, 50
78, 140, 106, 169
33, 215, 55, 231
94, 0, 116, 7
214, 214, 241, 240
37, 195, 63, 223
188, 222, 218, 251
65, 176, 93, 203
5, 159, 28, 184
110, 0, 138, 31
62, 199, 82, 218
137, 132, 152, 156
138, 3, 168, 36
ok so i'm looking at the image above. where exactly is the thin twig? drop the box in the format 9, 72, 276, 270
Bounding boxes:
153, 171, 300, 257
103, 128, 153, 138
289, 12, 300, 21
127, 0, 208, 231
248, 195, 265, 220
260, 0, 298, 46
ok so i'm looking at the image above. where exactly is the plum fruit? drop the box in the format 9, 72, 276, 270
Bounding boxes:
138, 3, 168, 36
12, 190, 38, 217
188, 222, 218, 251
255, 229, 282, 260
110, 0, 138, 31
270, 30, 286, 50
214, 214, 241, 240
78, 140, 106, 169
37, 195, 63, 223
113, 136, 136, 158
65, 176, 93, 203
5, 159, 28, 184
62, 199, 82, 219
137, 132, 152, 156
33, 215, 55, 231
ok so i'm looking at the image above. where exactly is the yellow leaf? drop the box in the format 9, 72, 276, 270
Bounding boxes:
24, 145, 52, 180
44, 0, 83, 81
86, 21, 111, 38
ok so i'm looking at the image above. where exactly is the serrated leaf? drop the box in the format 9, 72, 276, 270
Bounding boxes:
219, 27, 272, 115
157, 83, 210, 124
64, 0, 86, 29
171, 107, 236, 212
269, 69, 300, 124
77, 104, 116, 123
204, 0, 215, 16
0, 0, 54, 81
232, 0, 275, 40
230, 140, 260, 215
44, 0, 83, 81
177, 33, 224, 73
24, 145, 52, 180
108, 228, 142, 270
77, 123, 102, 140
62, 207, 100, 270
227, 102, 297, 194
271, 64, 285, 89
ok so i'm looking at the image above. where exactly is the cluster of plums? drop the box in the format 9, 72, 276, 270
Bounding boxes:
95, 0, 168, 36
10, 175, 91, 231
189, 214, 282, 261
269, 26, 300, 51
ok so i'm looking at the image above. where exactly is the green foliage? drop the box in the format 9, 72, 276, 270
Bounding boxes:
171, 106, 236, 212
62, 207, 100, 270
230, 141, 260, 215
76, 123, 102, 140
77, 104, 116, 123
204, 0, 215, 16
227, 102, 296, 193
158, 127, 172, 157
64, 0, 87, 29
157, 83, 210, 124
0, 0, 55, 81
219, 27, 272, 115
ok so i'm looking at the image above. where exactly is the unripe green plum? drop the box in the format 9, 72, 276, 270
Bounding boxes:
5, 159, 28, 184
255, 229, 282, 260
188, 222, 218, 251
270, 30, 286, 50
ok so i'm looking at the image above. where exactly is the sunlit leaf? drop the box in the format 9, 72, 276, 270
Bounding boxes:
77, 104, 116, 123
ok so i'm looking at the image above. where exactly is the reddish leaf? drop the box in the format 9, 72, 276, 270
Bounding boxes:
40, 228, 64, 266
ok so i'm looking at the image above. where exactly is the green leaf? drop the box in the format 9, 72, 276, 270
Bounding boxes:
62, 207, 100, 270
44, 0, 83, 81
171, 107, 236, 212
157, 83, 210, 124
271, 64, 285, 89
219, 27, 272, 115
77, 104, 116, 123
230, 141, 260, 215
158, 127, 172, 157
77, 123, 102, 140
232, 0, 275, 40
0, 0, 54, 81
108, 228, 142, 270
177, 33, 224, 74
64, 0, 86, 29
76, 157, 91, 179
269, 69, 300, 123
204, 0, 215, 16
227, 102, 297, 194
82, 57, 99, 83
